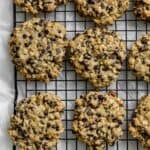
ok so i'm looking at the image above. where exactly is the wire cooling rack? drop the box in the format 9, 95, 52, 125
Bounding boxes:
13, 1, 150, 150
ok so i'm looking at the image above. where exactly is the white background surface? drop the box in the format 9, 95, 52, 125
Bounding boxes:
0, 0, 14, 150
0, 0, 150, 150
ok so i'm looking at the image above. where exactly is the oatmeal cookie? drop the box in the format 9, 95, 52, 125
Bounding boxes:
73, 91, 125, 150
8, 93, 64, 149
9, 18, 67, 82
75, 0, 129, 25
14, 0, 69, 14
69, 27, 126, 89
128, 34, 150, 82
129, 94, 150, 148
134, 0, 150, 20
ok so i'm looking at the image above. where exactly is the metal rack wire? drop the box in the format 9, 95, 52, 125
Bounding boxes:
13, 1, 150, 150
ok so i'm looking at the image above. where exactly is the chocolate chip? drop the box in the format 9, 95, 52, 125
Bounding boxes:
38, 32, 42, 37
23, 34, 27, 39
24, 43, 29, 47
44, 29, 49, 35
98, 95, 106, 101
29, 35, 33, 40
58, 30, 62, 33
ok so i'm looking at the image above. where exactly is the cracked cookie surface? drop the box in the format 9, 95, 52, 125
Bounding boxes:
8, 93, 64, 150
14, 0, 69, 14
128, 34, 150, 82
9, 18, 67, 82
75, 0, 129, 25
129, 94, 150, 148
73, 91, 125, 150
134, 0, 150, 20
69, 28, 126, 89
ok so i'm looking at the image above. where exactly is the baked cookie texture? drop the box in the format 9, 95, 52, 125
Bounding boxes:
134, 0, 150, 20
73, 91, 125, 150
128, 34, 150, 82
9, 18, 67, 82
8, 93, 64, 149
129, 94, 150, 148
14, 0, 69, 14
75, 0, 129, 25
69, 28, 126, 89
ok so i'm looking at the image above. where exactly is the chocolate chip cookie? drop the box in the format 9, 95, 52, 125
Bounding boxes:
134, 0, 150, 20
9, 18, 67, 82
129, 94, 150, 148
75, 0, 129, 25
8, 93, 64, 149
69, 27, 126, 89
14, 0, 69, 14
128, 34, 150, 82
73, 91, 125, 150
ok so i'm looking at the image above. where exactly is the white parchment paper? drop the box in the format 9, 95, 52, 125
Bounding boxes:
0, 1, 149, 150
0, 1, 14, 150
